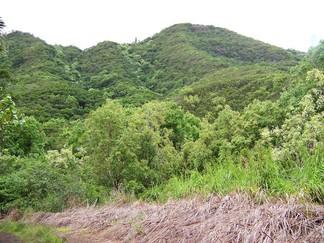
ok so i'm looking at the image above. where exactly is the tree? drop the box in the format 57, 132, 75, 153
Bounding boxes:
241, 100, 284, 146
309, 40, 324, 71
0, 95, 20, 152
82, 99, 127, 188
0, 17, 7, 93
0, 18, 4, 30
0, 17, 5, 53
6, 116, 45, 156
81, 100, 202, 192
0, 18, 22, 153
262, 69, 324, 164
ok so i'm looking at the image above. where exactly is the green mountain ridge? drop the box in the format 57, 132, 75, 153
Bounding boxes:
130, 23, 301, 93
1, 23, 303, 121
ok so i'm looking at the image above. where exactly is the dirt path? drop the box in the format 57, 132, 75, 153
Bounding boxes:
0, 232, 22, 243
29, 195, 324, 242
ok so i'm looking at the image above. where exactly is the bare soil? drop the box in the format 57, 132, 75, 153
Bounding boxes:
0, 233, 22, 243
28, 194, 323, 243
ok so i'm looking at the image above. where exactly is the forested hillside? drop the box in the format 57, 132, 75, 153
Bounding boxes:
1, 23, 302, 122
0, 21, 323, 215
130, 23, 300, 93
0, 31, 105, 122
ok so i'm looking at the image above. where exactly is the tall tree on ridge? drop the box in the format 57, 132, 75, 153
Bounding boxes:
0, 17, 5, 53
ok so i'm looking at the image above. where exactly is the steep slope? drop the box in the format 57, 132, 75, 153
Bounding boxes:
1, 24, 303, 121
172, 65, 290, 118
76, 41, 160, 105
77, 41, 135, 83
1, 31, 80, 81
187, 24, 299, 64
130, 23, 301, 93
0, 32, 104, 122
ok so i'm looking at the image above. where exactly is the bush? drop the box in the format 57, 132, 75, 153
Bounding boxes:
0, 154, 90, 213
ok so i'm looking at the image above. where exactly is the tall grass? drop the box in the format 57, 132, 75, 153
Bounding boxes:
141, 146, 323, 203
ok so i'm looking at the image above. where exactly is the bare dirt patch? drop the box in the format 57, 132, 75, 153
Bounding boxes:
0, 232, 22, 243
30, 194, 324, 243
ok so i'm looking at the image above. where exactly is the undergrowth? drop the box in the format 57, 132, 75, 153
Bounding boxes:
141, 147, 324, 203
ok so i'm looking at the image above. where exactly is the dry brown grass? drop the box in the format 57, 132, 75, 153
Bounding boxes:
30, 194, 323, 243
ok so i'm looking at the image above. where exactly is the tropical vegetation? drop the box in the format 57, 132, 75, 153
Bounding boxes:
0, 19, 323, 214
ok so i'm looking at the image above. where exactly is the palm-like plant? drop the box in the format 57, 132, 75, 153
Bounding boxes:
0, 17, 5, 52
0, 17, 4, 30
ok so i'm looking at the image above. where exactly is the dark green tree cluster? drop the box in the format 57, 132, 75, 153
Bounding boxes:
172, 65, 290, 119
81, 100, 200, 192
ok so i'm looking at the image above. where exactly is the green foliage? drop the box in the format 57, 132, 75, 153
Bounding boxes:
131, 23, 300, 94
8, 77, 105, 122
0, 23, 323, 213
42, 118, 67, 150
173, 65, 290, 118
0, 95, 18, 128
0, 17, 6, 54
0, 154, 90, 212
4, 116, 45, 156
0, 31, 106, 122
0, 95, 22, 152
142, 146, 323, 203
63, 119, 85, 153
0, 92, 44, 158
83, 99, 127, 188
180, 100, 283, 171
309, 40, 324, 71
241, 100, 284, 145
0, 221, 64, 243
0, 24, 302, 121
185, 24, 300, 66
1, 31, 67, 77
262, 69, 324, 164
77, 42, 160, 106
82, 100, 201, 192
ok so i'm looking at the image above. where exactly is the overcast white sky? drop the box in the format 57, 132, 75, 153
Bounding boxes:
1, 0, 323, 51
